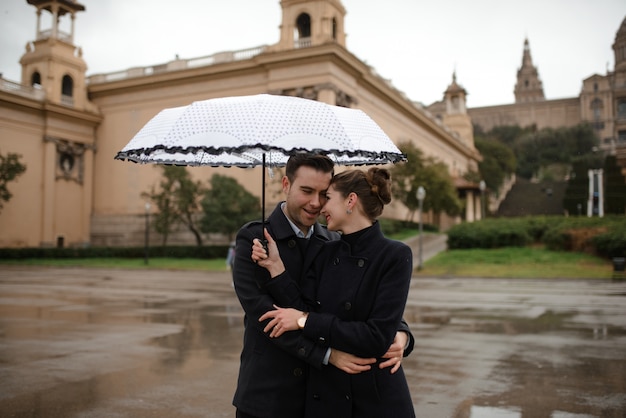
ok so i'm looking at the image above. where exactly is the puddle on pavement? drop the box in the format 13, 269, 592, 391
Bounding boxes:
405, 303, 626, 418
0, 286, 245, 417
456, 352, 626, 418
2, 273, 625, 417
466, 405, 521, 417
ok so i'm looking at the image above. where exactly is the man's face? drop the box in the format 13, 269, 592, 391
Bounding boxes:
282, 166, 333, 235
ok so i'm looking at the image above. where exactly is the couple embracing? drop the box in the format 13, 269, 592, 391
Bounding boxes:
232, 154, 415, 418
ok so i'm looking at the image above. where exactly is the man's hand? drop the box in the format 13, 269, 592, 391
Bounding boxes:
379, 331, 408, 374
259, 305, 303, 337
329, 349, 376, 374
252, 228, 285, 278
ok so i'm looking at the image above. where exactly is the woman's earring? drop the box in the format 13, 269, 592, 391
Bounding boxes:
346, 208, 352, 214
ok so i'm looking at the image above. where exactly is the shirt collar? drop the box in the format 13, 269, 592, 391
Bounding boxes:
281, 202, 314, 239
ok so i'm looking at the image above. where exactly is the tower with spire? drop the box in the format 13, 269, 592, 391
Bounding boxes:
442, 71, 474, 149
514, 38, 545, 103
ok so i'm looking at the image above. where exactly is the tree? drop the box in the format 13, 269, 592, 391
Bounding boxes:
479, 123, 599, 181
603, 155, 626, 215
474, 137, 516, 192
199, 174, 261, 241
144, 166, 206, 246
0, 152, 26, 214
391, 142, 462, 221
142, 166, 180, 246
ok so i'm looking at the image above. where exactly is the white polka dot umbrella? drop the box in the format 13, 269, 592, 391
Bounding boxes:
115, 93, 406, 221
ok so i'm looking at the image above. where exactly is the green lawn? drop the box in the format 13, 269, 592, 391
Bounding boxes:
0, 244, 618, 279
417, 247, 615, 279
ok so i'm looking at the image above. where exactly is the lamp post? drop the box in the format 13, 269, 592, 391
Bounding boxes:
416, 186, 426, 271
479, 180, 486, 220
144, 202, 151, 265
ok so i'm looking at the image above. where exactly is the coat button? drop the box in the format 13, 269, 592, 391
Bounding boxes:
293, 368, 303, 376
357, 259, 365, 267
298, 347, 307, 357
313, 394, 321, 400
333, 257, 340, 265
318, 336, 326, 343
345, 394, 351, 401
288, 240, 296, 248
344, 302, 352, 311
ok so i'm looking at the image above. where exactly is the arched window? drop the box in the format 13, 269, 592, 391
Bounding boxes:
61, 74, 73, 97
618, 100, 626, 119
590, 98, 603, 120
451, 96, 460, 111
296, 13, 311, 39
31, 72, 42, 87
294, 13, 312, 48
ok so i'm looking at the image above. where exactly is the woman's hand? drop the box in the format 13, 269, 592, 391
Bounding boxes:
329, 349, 376, 374
251, 228, 285, 277
379, 331, 407, 374
259, 305, 303, 337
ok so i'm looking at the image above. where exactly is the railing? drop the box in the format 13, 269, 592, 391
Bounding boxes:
61, 95, 74, 106
87, 45, 268, 84
37, 29, 72, 43
294, 37, 312, 49
0, 78, 45, 100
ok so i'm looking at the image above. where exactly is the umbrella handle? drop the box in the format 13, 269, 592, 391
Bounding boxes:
260, 239, 269, 256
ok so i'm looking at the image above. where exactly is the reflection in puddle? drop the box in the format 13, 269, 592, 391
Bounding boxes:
406, 291, 626, 418
469, 405, 521, 417
2, 270, 625, 417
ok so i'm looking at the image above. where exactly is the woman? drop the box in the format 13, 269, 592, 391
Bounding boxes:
252, 167, 415, 418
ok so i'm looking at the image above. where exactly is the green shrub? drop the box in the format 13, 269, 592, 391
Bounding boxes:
0, 245, 230, 260
448, 215, 625, 260
447, 218, 531, 249
591, 223, 626, 258
379, 218, 437, 236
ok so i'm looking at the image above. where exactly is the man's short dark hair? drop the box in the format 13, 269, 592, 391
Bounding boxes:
285, 154, 335, 182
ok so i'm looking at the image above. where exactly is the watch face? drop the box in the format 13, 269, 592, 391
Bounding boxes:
298, 316, 306, 328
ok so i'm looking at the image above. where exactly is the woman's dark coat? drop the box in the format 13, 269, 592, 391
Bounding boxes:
265, 222, 416, 418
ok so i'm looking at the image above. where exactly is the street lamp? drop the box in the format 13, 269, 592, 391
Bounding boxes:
479, 180, 486, 220
416, 186, 426, 271
144, 202, 151, 265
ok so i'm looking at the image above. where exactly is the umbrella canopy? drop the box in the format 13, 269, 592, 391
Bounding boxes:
115, 93, 406, 222
115, 94, 405, 167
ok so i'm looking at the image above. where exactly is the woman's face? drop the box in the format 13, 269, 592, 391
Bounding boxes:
321, 185, 349, 232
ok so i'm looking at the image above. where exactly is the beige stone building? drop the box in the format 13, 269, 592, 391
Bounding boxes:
462, 19, 626, 155
0, 0, 483, 249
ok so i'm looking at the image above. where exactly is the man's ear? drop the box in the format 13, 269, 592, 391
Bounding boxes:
281, 176, 290, 193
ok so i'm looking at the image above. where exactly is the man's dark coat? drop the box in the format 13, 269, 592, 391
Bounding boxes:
232, 203, 414, 418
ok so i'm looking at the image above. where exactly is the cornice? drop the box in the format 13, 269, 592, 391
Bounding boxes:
86, 42, 478, 159
0, 91, 102, 125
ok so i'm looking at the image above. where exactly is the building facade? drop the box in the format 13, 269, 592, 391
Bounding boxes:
0, 0, 483, 248
465, 19, 626, 157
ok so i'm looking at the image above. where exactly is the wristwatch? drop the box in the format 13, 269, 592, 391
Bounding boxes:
297, 312, 308, 329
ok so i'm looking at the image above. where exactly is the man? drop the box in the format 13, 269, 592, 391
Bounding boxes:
232, 154, 414, 418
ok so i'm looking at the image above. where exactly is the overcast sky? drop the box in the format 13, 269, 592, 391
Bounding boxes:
1, 0, 624, 107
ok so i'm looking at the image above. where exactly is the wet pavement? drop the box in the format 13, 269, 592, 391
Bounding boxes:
0, 266, 625, 418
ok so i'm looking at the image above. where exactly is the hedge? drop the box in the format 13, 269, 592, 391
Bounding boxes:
447, 215, 625, 259
0, 245, 230, 260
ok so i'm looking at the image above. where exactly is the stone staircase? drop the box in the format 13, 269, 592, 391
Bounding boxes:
496, 178, 567, 217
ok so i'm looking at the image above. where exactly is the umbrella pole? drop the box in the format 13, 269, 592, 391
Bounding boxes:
260, 153, 269, 254
262, 153, 266, 224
